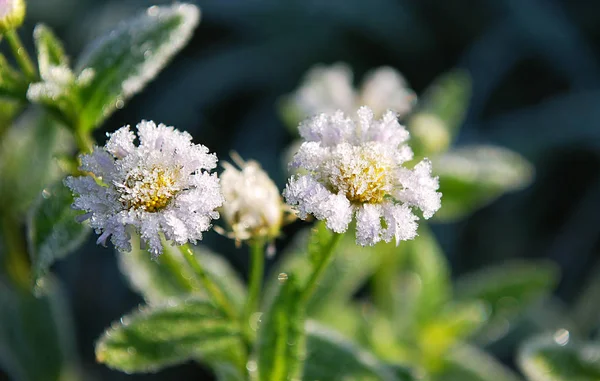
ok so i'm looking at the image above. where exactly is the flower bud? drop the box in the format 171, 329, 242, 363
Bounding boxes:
220, 155, 293, 244
0, 0, 25, 33
408, 113, 452, 156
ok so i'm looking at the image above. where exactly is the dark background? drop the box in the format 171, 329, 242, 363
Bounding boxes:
12, 0, 600, 379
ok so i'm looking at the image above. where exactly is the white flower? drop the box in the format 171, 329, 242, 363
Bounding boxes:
65, 120, 223, 256
284, 106, 441, 246
219, 154, 293, 243
286, 63, 416, 121
27, 65, 95, 106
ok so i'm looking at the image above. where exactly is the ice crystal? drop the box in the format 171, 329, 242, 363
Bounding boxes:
65, 121, 223, 256
288, 63, 416, 121
219, 154, 293, 243
284, 107, 441, 246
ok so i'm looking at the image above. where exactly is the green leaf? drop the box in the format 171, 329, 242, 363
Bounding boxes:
304, 321, 408, 381
95, 297, 245, 373
0, 277, 80, 381
432, 344, 521, 381
257, 275, 306, 381
0, 108, 72, 217
432, 145, 534, 221
33, 24, 69, 77
518, 334, 600, 381
455, 260, 560, 344
264, 223, 380, 317
417, 302, 488, 370
74, 3, 200, 131
26, 181, 90, 287
118, 239, 247, 311
373, 225, 451, 329
408, 70, 471, 156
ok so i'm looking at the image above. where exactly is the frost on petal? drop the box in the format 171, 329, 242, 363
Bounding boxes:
290, 141, 330, 171
299, 111, 355, 147
355, 204, 383, 246
66, 120, 223, 255
395, 159, 441, 219
106, 125, 136, 158
382, 202, 418, 245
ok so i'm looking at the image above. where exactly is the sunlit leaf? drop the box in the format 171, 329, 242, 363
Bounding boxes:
455, 260, 560, 344
96, 297, 245, 373
26, 181, 90, 287
257, 276, 306, 381
432, 145, 534, 221
0, 278, 80, 381
304, 321, 410, 381
75, 3, 200, 131
518, 334, 600, 381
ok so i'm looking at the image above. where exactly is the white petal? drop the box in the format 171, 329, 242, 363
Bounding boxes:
395, 159, 441, 219
382, 202, 418, 245
106, 125, 136, 158
355, 203, 383, 246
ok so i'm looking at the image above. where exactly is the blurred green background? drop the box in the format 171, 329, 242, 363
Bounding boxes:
5, 0, 600, 379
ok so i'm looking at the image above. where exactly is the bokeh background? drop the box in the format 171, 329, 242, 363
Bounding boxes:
6, 0, 600, 379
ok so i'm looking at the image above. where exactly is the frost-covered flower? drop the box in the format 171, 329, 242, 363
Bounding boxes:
284, 106, 441, 246
0, 0, 25, 32
285, 63, 416, 122
65, 120, 223, 256
219, 154, 293, 244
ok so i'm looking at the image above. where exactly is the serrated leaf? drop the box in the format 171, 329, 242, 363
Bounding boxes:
304, 321, 407, 381
518, 334, 600, 381
118, 240, 247, 311
33, 24, 69, 78
432, 344, 521, 381
264, 223, 380, 317
257, 276, 306, 381
432, 145, 534, 221
0, 108, 72, 217
455, 260, 560, 345
0, 278, 80, 381
96, 297, 245, 374
74, 3, 200, 131
26, 181, 90, 286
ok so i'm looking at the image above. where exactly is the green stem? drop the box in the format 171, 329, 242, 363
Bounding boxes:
243, 240, 265, 337
300, 232, 343, 304
159, 246, 195, 292
4, 30, 36, 81
74, 128, 94, 154
179, 244, 238, 320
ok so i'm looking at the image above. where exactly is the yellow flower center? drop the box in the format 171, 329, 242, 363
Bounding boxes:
118, 167, 179, 212
329, 148, 392, 204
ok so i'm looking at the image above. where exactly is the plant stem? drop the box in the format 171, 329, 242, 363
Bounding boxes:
74, 128, 94, 154
243, 240, 265, 335
4, 30, 36, 81
300, 232, 343, 304
159, 246, 195, 292
179, 244, 237, 320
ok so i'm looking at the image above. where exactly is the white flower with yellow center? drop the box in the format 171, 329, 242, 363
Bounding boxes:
65, 120, 223, 256
284, 106, 441, 246
218, 154, 293, 244
287, 63, 416, 121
